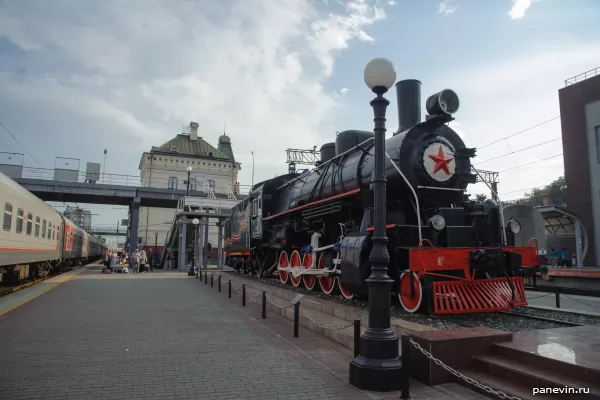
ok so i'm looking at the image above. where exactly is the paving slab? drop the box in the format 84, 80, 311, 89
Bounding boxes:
0, 264, 491, 400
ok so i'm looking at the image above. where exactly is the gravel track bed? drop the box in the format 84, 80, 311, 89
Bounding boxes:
227, 272, 600, 332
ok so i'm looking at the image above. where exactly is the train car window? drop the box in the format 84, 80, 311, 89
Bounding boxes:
16, 209, 24, 234
42, 220, 47, 238
51, 226, 55, 240
3, 203, 12, 231
35, 217, 40, 237
47, 226, 51, 239
26, 213, 33, 235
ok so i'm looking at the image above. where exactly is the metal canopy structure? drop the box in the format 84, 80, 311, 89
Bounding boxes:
536, 205, 588, 267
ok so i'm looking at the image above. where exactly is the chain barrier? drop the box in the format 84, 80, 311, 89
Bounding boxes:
526, 292, 553, 300
300, 309, 355, 331
409, 338, 522, 400
562, 293, 600, 309
265, 295, 294, 310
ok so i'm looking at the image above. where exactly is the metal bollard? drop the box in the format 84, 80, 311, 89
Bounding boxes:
555, 288, 561, 308
353, 320, 360, 357
262, 291, 266, 319
228, 280, 232, 298
205, 271, 207, 284
400, 334, 410, 400
242, 285, 246, 306
210, 274, 214, 288
293, 302, 300, 338
218, 275, 221, 292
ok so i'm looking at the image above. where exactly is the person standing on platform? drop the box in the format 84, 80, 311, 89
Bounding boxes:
561, 248, 570, 268
140, 250, 147, 273
109, 251, 117, 273
131, 250, 140, 274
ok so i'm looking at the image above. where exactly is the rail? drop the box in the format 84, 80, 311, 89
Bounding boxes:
565, 67, 600, 87
12, 166, 253, 195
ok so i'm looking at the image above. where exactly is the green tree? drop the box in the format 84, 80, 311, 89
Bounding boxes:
524, 176, 565, 200
475, 194, 487, 202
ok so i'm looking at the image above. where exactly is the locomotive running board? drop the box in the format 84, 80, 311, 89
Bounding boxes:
432, 277, 527, 314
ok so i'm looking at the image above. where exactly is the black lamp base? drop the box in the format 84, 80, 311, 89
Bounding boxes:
349, 334, 406, 391
187, 267, 195, 276
349, 354, 405, 391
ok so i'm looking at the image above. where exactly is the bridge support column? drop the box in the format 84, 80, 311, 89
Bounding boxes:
203, 218, 209, 269
128, 197, 141, 261
217, 221, 223, 270
576, 219, 584, 267
178, 216, 187, 272
198, 218, 205, 271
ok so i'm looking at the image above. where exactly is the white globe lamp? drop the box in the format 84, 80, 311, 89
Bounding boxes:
364, 58, 397, 92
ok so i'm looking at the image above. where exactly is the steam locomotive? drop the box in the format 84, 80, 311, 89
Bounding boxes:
224, 79, 538, 314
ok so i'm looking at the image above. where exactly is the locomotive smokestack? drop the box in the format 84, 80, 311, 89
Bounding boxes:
395, 79, 421, 133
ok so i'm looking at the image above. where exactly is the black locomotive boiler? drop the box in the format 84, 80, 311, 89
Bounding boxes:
224, 79, 538, 314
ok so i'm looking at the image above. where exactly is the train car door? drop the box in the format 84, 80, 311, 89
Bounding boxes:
57, 221, 65, 257
251, 195, 263, 239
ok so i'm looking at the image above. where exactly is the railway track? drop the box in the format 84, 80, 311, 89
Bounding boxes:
0, 264, 84, 298
225, 270, 600, 331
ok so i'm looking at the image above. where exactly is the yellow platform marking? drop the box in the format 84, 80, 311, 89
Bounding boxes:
0, 264, 95, 318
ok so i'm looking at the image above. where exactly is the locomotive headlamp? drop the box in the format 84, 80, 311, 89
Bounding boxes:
364, 58, 397, 91
508, 219, 521, 234
426, 89, 460, 116
429, 215, 446, 231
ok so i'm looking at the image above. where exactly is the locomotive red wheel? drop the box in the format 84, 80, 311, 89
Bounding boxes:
290, 250, 302, 287
317, 253, 335, 295
278, 251, 289, 284
337, 278, 354, 299
398, 272, 423, 313
302, 253, 317, 290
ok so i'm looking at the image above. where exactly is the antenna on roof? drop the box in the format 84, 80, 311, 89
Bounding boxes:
223, 120, 227, 135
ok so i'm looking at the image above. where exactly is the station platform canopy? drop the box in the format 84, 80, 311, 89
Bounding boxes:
536, 205, 588, 267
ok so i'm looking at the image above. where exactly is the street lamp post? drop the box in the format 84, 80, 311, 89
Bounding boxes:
189, 218, 199, 276
186, 166, 193, 196
349, 58, 404, 391
103, 149, 107, 183
154, 232, 158, 254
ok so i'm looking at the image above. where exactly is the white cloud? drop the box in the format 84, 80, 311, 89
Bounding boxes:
438, 1, 458, 16
340, 88, 350, 95
508, 0, 541, 20
455, 40, 600, 199
309, 0, 386, 76
0, 0, 389, 186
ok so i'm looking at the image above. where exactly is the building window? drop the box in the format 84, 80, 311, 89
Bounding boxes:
35, 217, 40, 237
26, 213, 32, 235
190, 172, 197, 191
208, 151, 214, 157
207, 180, 216, 191
168, 177, 178, 189
16, 209, 24, 234
596, 126, 600, 164
171, 146, 178, 152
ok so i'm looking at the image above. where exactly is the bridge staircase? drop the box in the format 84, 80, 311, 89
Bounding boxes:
159, 182, 239, 269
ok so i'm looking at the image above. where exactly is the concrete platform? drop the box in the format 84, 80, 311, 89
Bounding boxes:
0, 263, 488, 400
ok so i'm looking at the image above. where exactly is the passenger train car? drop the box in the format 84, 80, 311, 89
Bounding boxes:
0, 171, 106, 284
225, 77, 539, 315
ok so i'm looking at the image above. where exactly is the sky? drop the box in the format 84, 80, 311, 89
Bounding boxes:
0, 0, 599, 244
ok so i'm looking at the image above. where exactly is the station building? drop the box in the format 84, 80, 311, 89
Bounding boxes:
137, 122, 241, 260
560, 68, 600, 266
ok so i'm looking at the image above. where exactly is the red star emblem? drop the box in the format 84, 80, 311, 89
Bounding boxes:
428, 146, 454, 175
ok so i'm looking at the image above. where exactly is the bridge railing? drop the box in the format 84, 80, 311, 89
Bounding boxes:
18, 167, 253, 195
87, 225, 125, 235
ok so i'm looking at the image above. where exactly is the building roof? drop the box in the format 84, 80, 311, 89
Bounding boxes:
151, 134, 231, 160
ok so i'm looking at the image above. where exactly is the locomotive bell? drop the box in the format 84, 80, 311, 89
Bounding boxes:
426, 89, 460, 116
